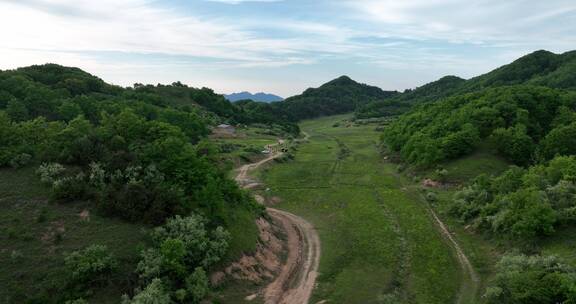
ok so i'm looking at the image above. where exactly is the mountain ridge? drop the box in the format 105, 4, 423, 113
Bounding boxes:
225, 91, 284, 102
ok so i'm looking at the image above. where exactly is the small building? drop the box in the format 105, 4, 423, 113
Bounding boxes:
215, 124, 236, 135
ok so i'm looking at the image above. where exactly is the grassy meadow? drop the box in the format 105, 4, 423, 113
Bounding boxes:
257, 115, 464, 303
0, 166, 148, 303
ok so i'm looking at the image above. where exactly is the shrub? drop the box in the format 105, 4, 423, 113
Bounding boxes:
65, 299, 88, 304
434, 168, 448, 183
150, 214, 230, 268
65, 245, 117, 285
184, 268, 209, 303
52, 173, 89, 202
9, 153, 32, 168
425, 192, 438, 203
121, 278, 172, 304
37, 162, 66, 184
484, 254, 576, 304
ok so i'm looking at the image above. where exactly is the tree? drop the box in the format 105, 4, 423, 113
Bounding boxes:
491, 124, 535, 165
539, 123, 576, 160
6, 99, 29, 121
491, 188, 556, 240
57, 100, 83, 121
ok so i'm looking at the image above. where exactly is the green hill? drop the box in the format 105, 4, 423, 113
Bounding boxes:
357, 50, 576, 119
0, 64, 283, 303
356, 75, 465, 118
278, 75, 398, 120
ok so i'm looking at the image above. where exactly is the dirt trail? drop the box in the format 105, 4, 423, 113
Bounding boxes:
428, 208, 479, 303
235, 151, 321, 304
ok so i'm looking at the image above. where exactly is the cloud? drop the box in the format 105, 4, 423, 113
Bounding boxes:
344, 0, 576, 46
204, 0, 283, 4
0, 0, 310, 69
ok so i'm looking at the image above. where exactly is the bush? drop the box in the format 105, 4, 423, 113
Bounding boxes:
150, 214, 230, 268
121, 279, 172, 304
65, 299, 88, 304
9, 153, 32, 168
52, 173, 89, 202
484, 254, 576, 304
425, 192, 438, 203
37, 162, 66, 184
65, 245, 117, 285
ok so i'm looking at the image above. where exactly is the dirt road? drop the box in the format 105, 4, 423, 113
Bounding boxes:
235, 152, 321, 304
428, 208, 479, 304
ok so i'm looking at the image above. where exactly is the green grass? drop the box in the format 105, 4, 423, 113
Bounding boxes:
0, 167, 148, 303
213, 126, 281, 166
257, 115, 462, 303
417, 145, 511, 184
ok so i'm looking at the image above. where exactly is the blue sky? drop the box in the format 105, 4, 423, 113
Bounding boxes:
0, 0, 575, 96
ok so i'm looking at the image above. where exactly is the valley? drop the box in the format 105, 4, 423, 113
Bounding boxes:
232, 115, 484, 303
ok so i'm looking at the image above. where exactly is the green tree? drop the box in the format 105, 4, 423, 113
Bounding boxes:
6, 99, 29, 121
539, 123, 576, 160
57, 100, 83, 121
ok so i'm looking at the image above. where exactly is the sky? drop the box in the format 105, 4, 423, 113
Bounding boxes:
0, 0, 575, 97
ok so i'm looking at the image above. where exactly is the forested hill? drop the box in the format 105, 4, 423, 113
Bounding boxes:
381, 50, 576, 168
276, 75, 399, 120
463, 49, 576, 91
356, 50, 576, 118
356, 75, 465, 118
0, 63, 294, 302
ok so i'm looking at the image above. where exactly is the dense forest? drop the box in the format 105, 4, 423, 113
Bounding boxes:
382, 50, 576, 168
0, 64, 297, 303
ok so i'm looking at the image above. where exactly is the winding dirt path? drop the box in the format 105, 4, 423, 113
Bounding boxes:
428, 208, 479, 304
235, 151, 321, 304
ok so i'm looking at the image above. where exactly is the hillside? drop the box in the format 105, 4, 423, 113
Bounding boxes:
463, 50, 576, 91
356, 50, 576, 119
380, 50, 576, 168
225, 91, 284, 102
378, 50, 576, 303
356, 75, 465, 118
277, 76, 398, 120
0, 64, 285, 303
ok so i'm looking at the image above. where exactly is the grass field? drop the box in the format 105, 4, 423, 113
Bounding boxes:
0, 166, 147, 303
258, 115, 465, 303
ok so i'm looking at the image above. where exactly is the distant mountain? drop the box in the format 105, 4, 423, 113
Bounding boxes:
225, 91, 284, 102
279, 76, 399, 120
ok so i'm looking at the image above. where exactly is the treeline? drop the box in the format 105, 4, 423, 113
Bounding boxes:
0, 64, 275, 303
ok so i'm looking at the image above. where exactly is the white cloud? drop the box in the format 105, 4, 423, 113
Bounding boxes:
204, 0, 283, 4
345, 0, 576, 47
0, 0, 311, 69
